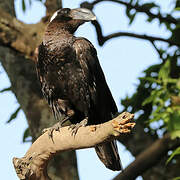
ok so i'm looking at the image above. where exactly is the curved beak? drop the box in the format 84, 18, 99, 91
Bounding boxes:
70, 8, 96, 21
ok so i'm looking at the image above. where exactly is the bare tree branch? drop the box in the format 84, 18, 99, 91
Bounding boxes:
13, 112, 135, 180
45, 0, 62, 15
44, 0, 62, 23
104, 32, 178, 46
0, 8, 45, 58
113, 134, 180, 180
80, 1, 179, 47
92, 0, 178, 24
0, 0, 15, 16
91, 20, 180, 46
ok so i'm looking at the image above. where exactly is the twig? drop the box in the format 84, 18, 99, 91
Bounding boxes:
104, 31, 178, 46
81, 1, 179, 47
13, 112, 135, 180
91, 20, 179, 46
92, 0, 178, 24
150, 40, 165, 60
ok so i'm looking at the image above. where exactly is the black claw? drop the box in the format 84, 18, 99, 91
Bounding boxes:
48, 130, 53, 139
42, 122, 62, 140
68, 118, 88, 137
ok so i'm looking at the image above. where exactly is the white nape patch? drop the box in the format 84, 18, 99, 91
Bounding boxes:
50, 10, 58, 22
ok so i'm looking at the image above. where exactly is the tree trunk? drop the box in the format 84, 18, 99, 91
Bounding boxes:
0, 1, 79, 179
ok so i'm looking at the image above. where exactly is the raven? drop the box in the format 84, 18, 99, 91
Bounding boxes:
36, 8, 122, 171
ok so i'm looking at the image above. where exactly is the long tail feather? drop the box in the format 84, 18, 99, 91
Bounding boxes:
95, 140, 122, 171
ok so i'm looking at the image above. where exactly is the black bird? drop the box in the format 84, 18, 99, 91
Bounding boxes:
36, 8, 122, 171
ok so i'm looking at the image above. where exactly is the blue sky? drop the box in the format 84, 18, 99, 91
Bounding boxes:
0, 0, 175, 179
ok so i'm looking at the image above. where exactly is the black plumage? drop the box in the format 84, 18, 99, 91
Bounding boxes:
36, 8, 121, 171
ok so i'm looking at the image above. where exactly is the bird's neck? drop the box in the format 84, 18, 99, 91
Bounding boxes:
46, 20, 79, 35
43, 21, 75, 47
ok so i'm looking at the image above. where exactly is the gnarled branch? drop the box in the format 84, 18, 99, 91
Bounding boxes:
13, 112, 135, 180
90, 20, 180, 46
0, 7, 45, 58
81, 1, 179, 47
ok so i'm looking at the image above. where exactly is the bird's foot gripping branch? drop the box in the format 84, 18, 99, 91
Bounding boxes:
13, 112, 135, 180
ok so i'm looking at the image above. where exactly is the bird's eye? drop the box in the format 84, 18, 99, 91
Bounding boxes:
61, 8, 70, 15
64, 9, 69, 14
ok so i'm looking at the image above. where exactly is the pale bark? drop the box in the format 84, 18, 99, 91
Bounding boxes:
13, 112, 135, 180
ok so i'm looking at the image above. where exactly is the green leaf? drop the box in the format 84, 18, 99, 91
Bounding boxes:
129, 12, 136, 25
6, 106, 21, 123
141, 3, 158, 10
139, 77, 160, 83
158, 59, 170, 81
168, 111, 180, 139
170, 26, 180, 45
171, 130, 180, 139
23, 128, 31, 142
142, 89, 164, 106
126, 8, 131, 19
22, 0, 26, 12
166, 147, 180, 165
149, 111, 168, 123
144, 64, 161, 75
174, 7, 180, 11
142, 93, 154, 106
0, 87, 11, 93
166, 78, 178, 84
125, 7, 137, 25
147, 16, 153, 23
175, 0, 180, 8
173, 177, 180, 180
177, 80, 180, 90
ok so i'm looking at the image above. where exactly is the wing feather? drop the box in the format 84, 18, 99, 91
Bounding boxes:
73, 37, 118, 124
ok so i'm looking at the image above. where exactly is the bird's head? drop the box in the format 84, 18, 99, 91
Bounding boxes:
49, 8, 96, 33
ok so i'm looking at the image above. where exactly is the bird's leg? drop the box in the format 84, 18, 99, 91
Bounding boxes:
69, 117, 88, 137
42, 109, 75, 139
42, 122, 63, 139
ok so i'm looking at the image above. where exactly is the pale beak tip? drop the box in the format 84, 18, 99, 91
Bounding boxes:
91, 16, 97, 21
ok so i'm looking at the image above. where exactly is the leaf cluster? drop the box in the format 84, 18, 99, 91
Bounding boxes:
125, 0, 160, 25
121, 0, 180, 174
